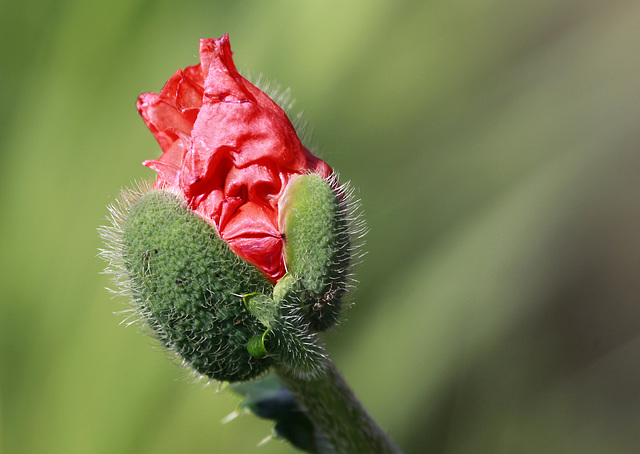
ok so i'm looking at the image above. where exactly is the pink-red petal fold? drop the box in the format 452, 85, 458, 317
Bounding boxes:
137, 34, 331, 282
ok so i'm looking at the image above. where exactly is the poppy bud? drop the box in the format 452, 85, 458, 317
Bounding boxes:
100, 35, 363, 383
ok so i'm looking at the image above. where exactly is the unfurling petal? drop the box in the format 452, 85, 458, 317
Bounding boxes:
137, 35, 331, 281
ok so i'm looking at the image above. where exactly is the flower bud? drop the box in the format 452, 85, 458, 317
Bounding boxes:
100, 35, 364, 384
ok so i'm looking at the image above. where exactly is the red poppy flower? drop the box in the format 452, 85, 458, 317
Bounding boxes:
136, 35, 331, 282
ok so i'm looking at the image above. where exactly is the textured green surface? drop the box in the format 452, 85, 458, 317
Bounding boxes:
2, 1, 640, 453
122, 190, 273, 382
267, 275, 328, 379
277, 360, 401, 454
244, 275, 328, 379
281, 174, 351, 331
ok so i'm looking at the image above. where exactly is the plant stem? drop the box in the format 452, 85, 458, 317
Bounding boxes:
275, 359, 403, 454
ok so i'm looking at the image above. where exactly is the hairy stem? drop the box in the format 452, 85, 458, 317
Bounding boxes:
275, 359, 402, 454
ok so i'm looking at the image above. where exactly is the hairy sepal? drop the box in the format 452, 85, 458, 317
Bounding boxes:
107, 188, 274, 382
279, 173, 352, 331
245, 275, 328, 381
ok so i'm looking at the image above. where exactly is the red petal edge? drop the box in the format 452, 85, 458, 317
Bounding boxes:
137, 34, 331, 282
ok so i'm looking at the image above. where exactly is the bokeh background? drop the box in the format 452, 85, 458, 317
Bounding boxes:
2, 1, 640, 453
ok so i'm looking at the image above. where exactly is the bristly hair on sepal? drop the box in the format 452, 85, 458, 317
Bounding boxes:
98, 182, 210, 383
270, 275, 330, 380
99, 184, 275, 383
325, 170, 368, 306
98, 180, 152, 318
278, 171, 367, 334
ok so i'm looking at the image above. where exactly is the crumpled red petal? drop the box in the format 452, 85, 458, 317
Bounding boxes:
137, 34, 331, 282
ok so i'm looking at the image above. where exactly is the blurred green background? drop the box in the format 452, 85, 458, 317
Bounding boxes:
2, 1, 640, 453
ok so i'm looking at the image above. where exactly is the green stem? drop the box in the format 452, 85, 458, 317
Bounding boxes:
275, 359, 402, 454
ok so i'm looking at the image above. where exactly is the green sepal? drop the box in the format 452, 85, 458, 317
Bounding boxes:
243, 292, 278, 329
280, 174, 351, 331
121, 189, 274, 382
268, 275, 328, 379
243, 276, 327, 379
247, 330, 270, 359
